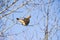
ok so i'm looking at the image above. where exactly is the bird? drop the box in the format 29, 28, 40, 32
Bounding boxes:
16, 16, 31, 26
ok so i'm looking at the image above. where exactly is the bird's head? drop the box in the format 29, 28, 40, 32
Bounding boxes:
16, 18, 19, 20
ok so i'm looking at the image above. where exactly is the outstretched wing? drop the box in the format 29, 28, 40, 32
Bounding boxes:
19, 19, 26, 26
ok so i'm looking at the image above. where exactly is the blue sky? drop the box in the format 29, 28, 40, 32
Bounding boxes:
0, 0, 60, 40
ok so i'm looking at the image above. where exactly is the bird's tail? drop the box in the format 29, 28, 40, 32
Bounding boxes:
26, 16, 31, 19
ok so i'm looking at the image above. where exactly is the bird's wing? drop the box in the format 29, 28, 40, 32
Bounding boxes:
19, 19, 26, 26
